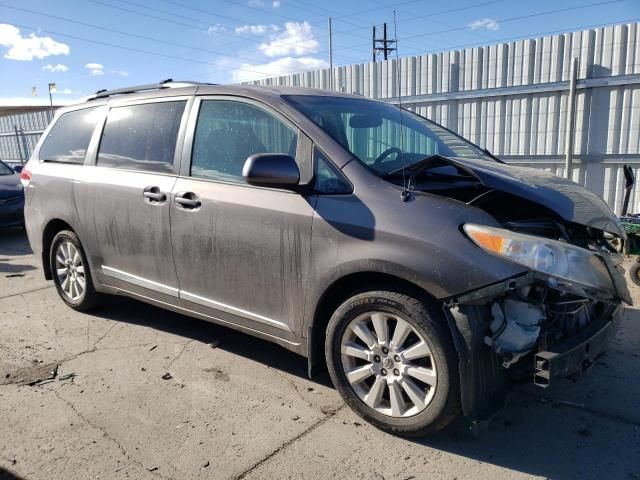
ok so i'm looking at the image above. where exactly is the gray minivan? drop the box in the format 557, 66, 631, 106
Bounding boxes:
22, 80, 631, 436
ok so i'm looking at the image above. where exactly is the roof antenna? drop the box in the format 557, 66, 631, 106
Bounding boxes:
393, 11, 409, 202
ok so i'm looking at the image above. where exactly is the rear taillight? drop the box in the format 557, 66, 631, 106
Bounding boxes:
20, 167, 32, 187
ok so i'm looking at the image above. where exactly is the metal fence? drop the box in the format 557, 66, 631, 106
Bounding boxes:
2, 23, 639, 213
0, 109, 51, 166
244, 22, 640, 214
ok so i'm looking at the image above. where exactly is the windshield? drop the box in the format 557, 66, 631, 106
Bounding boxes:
0, 161, 14, 176
285, 95, 492, 175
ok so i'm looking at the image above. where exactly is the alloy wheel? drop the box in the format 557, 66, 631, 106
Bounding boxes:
55, 240, 86, 301
340, 311, 437, 418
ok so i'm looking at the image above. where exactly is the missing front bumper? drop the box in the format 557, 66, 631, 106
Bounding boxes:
533, 306, 623, 387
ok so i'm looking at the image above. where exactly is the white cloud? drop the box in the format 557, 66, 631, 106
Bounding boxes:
0, 24, 69, 61
208, 24, 226, 34
468, 18, 499, 31
273, 0, 281, 7
248, 0, 264, 6
57, 88, 74, 95
110, 70, 129, 77
235, 24, 279, 35
259, 21, 318, 57
42, 63, 68, 73
232, 56, 328, 83
85, 62, 104, 76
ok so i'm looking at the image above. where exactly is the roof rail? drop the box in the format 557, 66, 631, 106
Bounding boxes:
86, 79, 215, 101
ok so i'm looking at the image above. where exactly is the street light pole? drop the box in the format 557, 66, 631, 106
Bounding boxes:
48, 82, 56, 120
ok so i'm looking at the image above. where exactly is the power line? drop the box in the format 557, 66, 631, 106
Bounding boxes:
328, 0, 630, 55
85, 0, 367, 60
3, 21, 338, 80
0, 3, 292, 67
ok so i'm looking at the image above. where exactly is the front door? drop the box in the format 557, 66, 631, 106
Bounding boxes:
170, 97, 316, 339
75, 98, 190, 301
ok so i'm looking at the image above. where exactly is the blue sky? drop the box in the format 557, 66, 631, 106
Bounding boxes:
0, 0, 638, 105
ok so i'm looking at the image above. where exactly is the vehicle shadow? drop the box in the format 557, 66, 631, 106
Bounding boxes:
0, 467, 24, 480
92, 296, 334, 388
0, 262, 37, 274
0, 227, 31, 256
92, 296, 638, 480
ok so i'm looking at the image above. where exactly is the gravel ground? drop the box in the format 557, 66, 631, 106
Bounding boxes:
0, 227, 639, 480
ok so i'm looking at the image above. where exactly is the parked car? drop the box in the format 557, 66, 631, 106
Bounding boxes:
21, 81, 631, 436
0, 159, 24, 228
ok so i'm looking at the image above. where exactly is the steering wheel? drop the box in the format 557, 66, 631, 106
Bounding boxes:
374, 147, 403, 165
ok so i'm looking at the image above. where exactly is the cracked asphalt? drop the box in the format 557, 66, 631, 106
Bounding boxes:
0, 227, 639, 480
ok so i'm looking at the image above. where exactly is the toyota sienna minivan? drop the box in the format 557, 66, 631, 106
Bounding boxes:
22, 80, 631, 436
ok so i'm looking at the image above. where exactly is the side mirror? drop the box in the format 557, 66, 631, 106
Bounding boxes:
243, 153, 300, 190
12, 165, 23, 174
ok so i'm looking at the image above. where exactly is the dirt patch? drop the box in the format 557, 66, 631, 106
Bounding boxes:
203, 367, 229, 382
1, 362, 58, 386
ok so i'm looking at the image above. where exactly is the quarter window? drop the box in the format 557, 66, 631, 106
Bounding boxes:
39, 107, 102, 164
314, 149, 351, 194
191, 100, 298, 183
98, 101, 186, 173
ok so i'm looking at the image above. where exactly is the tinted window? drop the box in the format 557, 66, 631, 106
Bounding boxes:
0, 161, 14, 175
314, 149, 351, 194
191, 100, 297, 183
98, 101, 186, 173
39, 107, 101, 164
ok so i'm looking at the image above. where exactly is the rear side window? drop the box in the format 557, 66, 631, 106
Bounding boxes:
39, 107, 101, 164
98, 101, 186, 173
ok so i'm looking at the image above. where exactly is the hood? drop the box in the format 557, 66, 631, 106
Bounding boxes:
0, 173, 23, 198
439, 157, 623, 237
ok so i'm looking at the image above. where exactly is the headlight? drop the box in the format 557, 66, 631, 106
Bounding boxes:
463, 223, 614, 292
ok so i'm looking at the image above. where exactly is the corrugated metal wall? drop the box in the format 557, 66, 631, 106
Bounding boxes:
245, 22, 640, 214
2, 23, 639, 213
0, 109, 51, 164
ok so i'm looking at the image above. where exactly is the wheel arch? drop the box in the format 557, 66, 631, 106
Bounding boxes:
306, 269, 444, 378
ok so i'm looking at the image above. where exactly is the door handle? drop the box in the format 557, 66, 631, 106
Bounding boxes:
174, 192, 201, 210
143, 186, 167, 203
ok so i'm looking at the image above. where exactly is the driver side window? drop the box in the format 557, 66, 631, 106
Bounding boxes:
191, 100, 298, 183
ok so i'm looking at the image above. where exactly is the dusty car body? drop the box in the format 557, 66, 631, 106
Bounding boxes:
21, 81, 631, 435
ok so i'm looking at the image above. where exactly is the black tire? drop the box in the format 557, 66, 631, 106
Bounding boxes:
50, 230, 102, 311
629, 261, 640, 287
325, 290, 460, 437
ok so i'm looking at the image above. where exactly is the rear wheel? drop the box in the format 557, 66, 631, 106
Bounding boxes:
50, 230, 102, 311
325, 290, 460, 436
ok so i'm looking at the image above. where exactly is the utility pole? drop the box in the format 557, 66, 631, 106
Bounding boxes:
373, 22, 396, 62
48, 82, 56, 120
564, 57, 578, 180
328, 17, 333, 90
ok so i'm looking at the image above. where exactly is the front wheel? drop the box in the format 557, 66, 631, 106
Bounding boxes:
50, 230, 102, 311
325, 290, 460, 436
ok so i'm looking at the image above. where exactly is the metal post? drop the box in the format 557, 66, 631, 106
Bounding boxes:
19, 128, 29, 164
564, 57, 578, 180
48, 88, 54, 120
328, 17, 333, 91
13, 125, 23, 164
372, 26, 376, 63
383, 23, 388, 60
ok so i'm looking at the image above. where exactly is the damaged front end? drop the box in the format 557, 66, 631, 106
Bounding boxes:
415, 156, 632, 421
446, 262, 626, 420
